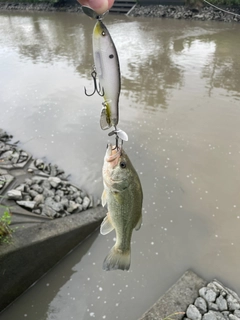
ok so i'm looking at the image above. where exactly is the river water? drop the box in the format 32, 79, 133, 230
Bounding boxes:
0, 10, 240, 320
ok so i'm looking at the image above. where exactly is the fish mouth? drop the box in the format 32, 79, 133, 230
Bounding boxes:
105, 143, 122, 162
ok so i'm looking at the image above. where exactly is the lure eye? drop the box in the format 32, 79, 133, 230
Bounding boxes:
120, 161, 126, 169
102, 31, 106, 36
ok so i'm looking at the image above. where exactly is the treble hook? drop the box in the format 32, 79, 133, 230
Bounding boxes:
108, 126, 123, 151
84, 70, 104, 97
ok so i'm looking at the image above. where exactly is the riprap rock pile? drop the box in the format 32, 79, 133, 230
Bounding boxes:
0, 128, 95, 219
185, 280, 240, 320
129, 5, 240, 23
7, 176, 92, 218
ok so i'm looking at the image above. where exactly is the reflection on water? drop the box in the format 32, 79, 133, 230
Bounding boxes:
0, 11, 240, 320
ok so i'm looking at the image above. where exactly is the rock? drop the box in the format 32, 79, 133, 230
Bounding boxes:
48, 177, 61, 188
31, 177, 43, 185
60, 198, 69, 208
72, 191, 81, 199
69, 185, 78, 193
41, 179, 51, 189
222, 311, 229, 319
80, 190, 87, 198
42, 204, 58, 218
29, 190, 39, 199
43, 188, 55, 198
89, 195, 94, 208
216, 295, 228, 311
67, 201, 79, 213
18, 154, 28, 164
186, 304, 202, 320
227, 287, 240, 301
55, 189, 64, 197
25, 178, 33, 186
203, 311, 217, 320
234, 311, 240, 318
31, 184, 43, 194
195, 297, 208, 314
50, 164, 57, 177
54, 195, 61, 202
58, 172, 68, 180
213, 311, 227, 320
23, 195, 32, 201
16, 200, 36, 210
82, 196, 90, 210
200, 287, 217, 303
24, 185, 30, 193
33, 194, 44, 205
7, 189, 22, 200
27, 168, 34, 173
175, 12, 183, 18
229, 315, 240, 320
208, 303, 219, 311
32, 209, 41, 215
45, 197, 64, 212
75, 196, 83, 204
34, 158, 44, 168
227, 294, 240, 311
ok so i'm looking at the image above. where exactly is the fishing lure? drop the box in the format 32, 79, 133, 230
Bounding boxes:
83, 6, 128, 142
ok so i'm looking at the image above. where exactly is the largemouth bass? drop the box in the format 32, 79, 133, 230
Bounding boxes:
101, 144, 143, 271
93, 19, 121, 130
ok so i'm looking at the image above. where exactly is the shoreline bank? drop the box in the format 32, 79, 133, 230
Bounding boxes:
129, 3, 240, 22
0, 2, 240, 23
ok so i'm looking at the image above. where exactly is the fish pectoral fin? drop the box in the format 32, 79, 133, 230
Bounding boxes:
135, 214, 142, 231
101, 189, 107, 207
100, 214, 114, 235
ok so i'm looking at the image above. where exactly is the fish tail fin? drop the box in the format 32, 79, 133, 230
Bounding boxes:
103, 246, 131, 271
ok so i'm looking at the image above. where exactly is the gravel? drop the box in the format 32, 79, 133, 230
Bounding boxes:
1, 128, 97, 219
185, 280, 240, 320
7, 176, 93, 218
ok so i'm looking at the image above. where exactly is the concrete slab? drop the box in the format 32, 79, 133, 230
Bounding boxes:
0, 205, 106, 312
0, 129, 107, 312
139, 270, 207, 320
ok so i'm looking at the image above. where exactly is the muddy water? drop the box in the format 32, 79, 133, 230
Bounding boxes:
1, 11, 240, 320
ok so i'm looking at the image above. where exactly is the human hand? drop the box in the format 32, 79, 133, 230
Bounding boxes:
78, 0, 115, 14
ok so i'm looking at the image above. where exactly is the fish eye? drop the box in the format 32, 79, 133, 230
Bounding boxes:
120, 161, 126, 169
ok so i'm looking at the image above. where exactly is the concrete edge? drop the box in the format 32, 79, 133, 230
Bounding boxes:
139, 270, 207, 320
0, 206, 106, 312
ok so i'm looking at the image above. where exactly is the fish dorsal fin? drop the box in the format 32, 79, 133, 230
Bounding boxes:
100, 214, 114, 235
135, 214, 142, 231
101, 189, 107, 207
